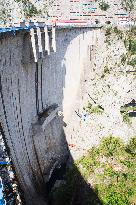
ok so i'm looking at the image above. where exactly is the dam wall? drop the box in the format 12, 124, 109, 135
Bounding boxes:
0, 27, 100, 204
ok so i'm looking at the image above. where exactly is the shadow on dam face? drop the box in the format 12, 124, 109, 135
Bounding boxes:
0, 27, 102, 204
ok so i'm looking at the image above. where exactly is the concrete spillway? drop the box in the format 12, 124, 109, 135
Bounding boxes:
0, 27, 100, 204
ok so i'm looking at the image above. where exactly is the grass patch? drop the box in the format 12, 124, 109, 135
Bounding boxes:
98, 136, 125, 157
127, 57, 136, 67
105, 27, 124, 45
124, 27, 136, 54
121, 0, 135, 12
51, 136, 136, 205
15, 0, 40, 18
130, 26, 136, 36
126, 136, 136, 156
113, 27, 123, 40
86, 102, 104, 115
122, 113, 132, 125
128, 39, 136, 55
120, 54, 127, 65
105, 27, 112, 45
105, 27, 112, 36
101, 65, 110, 78
120, 105, 136, 113
23, 2, 39, 18
120, 105, 136, 125
123, 28, 136, 68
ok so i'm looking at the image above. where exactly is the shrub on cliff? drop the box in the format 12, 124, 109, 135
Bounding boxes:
99, 1, 110, 11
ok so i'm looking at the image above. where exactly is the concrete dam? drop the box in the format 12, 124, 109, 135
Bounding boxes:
0, 26, 101, 204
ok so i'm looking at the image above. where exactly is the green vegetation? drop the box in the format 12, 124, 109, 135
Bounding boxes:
101, 65, 110, 78
113, 27, 123, 40
105, 27, 112, 36
99, 1, 110, 11
128, 39, 136, 55
0, 0, 12, 23
23, 3, 39, 18
15, 0, 39, 18
120, 105, 136, 113
105, 27, 123, 45
127, 57, 136, 67
105, 26, 136, 50
124, 39, 129, 49
126, 136, 136, 156
98, 136, 125, 157
14, 0, 55, 18
122, 113, 132, 125
0, 0, 55, 21
85, 102, 104, 115
120, 105, 136, 125
51, 136, 136, 205
124, 27, 136, 51
121, 0, 135, 12
130, 26, 136, 36
120, 27, 136, 67
105, 27, 112, 45
120, 54, 127, 65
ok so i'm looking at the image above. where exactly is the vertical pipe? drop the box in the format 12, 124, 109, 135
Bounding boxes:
52, 26, 56, 52
44, 25, 50, 55
37, 27, 43, 57
30, 28, 37, 63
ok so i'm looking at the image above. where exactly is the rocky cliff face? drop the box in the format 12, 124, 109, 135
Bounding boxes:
65, 26, 136, 159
